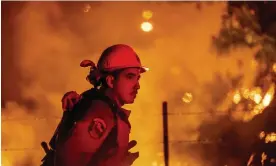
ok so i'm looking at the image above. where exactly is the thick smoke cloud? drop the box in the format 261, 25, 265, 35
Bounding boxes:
2, 2, 258, 165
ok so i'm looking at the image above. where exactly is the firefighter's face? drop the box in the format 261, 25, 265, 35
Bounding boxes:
111, 68, 141, 105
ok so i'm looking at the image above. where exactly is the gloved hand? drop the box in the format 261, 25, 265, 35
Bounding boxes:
61, 91, 81, 111
127, 140, 137, 150
123, 140, 139, 166
106, 140, 137, 157
123, 151, 139, 166
99, 140, 139, 166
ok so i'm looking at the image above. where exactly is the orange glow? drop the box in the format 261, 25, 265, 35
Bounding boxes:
4, 2, 270, 166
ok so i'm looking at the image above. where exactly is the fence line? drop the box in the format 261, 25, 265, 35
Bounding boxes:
1, 140, 217, 152
1, 111, 231, 122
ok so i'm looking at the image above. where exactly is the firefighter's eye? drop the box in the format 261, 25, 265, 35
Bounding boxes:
127, 75, 134, 79
126, 73, 136, 79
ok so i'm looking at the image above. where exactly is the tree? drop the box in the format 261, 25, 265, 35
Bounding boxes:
199, 2, 276, 166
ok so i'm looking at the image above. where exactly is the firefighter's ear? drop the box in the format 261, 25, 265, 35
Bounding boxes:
106, 75, 115, 89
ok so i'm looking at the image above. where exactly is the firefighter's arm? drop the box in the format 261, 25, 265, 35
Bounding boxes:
63, 100, 116, 166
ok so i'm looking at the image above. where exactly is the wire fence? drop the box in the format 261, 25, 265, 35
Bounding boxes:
1, 140, 216, 152
1, 111, 230, 122
0, 109, 253, 153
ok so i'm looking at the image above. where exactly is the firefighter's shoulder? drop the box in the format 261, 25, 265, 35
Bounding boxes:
64, 100, 116, 152
82, 99, 116, 138
85, 99, 115, 121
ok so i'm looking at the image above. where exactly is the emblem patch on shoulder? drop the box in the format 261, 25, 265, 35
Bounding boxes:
88, 118, 107, 139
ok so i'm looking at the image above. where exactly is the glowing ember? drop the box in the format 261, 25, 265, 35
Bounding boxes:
242, 83, 275, 121
182, 92, 193, 103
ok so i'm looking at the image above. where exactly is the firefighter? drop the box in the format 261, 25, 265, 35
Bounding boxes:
54, 44, 148, 166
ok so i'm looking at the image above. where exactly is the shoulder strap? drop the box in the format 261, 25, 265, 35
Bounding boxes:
74, 88, 118, 123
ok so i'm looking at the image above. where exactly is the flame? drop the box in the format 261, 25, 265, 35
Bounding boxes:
253, 93, 262, 104
262, 84, 275, 107
261, 152, 267, 166
233, 91, 241, 104
259, 131, 276, 143
247, 132, 276, 166
247, 153, 255, 166
249, 87, 262, 103
242, 83, 275, 121
265, 132, 276, 143
241, 88, 250, 99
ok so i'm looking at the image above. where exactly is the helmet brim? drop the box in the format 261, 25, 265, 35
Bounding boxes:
140, 66, 149, 73
102, 66, 149, 73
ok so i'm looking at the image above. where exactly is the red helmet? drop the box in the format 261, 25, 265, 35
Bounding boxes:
97, 44, 148, 73
80, 44, 148, 85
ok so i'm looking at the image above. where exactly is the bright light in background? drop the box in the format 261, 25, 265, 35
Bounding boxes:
83, 4, 91, 13
151, 161, 158, 166
141, 21, 153, 32
273, 63, 276, 73
142, 10, 153, 20
2, 156, 12, 166
182, 92, 193, 103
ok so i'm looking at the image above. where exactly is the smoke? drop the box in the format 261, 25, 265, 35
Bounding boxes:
2, 2, 259, 166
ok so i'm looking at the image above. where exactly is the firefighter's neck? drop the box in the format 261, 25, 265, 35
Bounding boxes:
103, 88, 124, 108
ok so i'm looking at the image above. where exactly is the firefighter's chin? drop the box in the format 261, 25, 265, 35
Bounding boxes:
125, 98, 135, 104
124, 94, 136, 104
